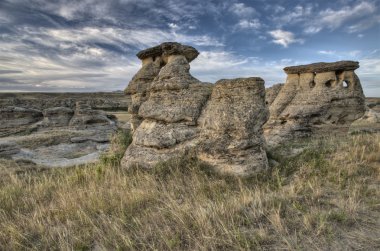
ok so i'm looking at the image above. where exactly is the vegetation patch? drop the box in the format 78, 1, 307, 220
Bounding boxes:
0, 133, 379, 250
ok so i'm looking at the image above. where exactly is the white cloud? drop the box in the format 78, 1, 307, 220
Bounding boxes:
274, 5, 313, 25
268, 30, 304, 48
317, 50, 362, 59
230, 3, 257, 17
236, 19, 261, 29
306, 1, 377, 33
190, 50, 298, 86
318, 50, 336, 55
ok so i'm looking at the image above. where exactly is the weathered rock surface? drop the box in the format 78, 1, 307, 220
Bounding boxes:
136, 42, 199, 63
69, 101, 115, 127
0, 106, 43, 137
122, 42, 269, 176
359, 109, 380, 124
0, 93, 128, 167
42, 107, 74, 127
198, 78, 269, 176
264, 61, 366, 146
0, 92, 130, 111
122, 45, 211, 168
0, 141, 20, 158
265, 83, 284, 106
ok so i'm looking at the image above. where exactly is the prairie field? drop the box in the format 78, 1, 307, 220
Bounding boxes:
0, 131, 379, 250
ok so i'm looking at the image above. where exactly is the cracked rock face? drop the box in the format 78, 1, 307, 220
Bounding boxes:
122, 42, 270, 176
264, 61, 366, 146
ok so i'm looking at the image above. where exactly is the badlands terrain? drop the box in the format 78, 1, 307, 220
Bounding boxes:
0, 42, 379, 250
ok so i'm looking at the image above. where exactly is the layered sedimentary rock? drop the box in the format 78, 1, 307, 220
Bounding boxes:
0, 106, 43, 136
42, 107, 74, 127
198, 78, 269, 176
122, 42, 269, 176
0, 141, 20, 158
0, 92, 130, 111
124, 42, 200, 131
123, 43, 212, 168
69, 101, 114, 127
264, 61, 366, 146
265, 83, 284, 106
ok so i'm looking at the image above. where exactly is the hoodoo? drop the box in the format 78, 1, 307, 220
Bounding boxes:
264, 61, 366, 146
122, 42, 269, 176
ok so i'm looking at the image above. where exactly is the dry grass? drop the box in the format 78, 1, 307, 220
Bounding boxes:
0, 132, 379, 250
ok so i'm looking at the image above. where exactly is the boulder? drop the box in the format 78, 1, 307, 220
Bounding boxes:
264, 61, 366, 146
198, 78, 269, 176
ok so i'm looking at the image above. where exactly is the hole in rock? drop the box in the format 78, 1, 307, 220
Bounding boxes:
309, 81, 316, 88
325, 80, 333, 88
342, 81, 349, 88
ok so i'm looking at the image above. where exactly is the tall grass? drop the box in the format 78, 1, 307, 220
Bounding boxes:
0, 132, 379, 250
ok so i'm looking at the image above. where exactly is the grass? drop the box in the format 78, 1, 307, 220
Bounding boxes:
0, 131, 379, 250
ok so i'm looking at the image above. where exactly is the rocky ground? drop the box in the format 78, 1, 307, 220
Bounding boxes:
0, 92, 131, 167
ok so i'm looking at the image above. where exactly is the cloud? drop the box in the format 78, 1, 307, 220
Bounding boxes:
190, 50, 298, 86
230, 3, 257, 17
0, 23, 224, 91
236, 19, 261, 30
318, 50, 336, 55
273, 5, 313, 26
268, 30, 304, 48
305, 1, 377, 33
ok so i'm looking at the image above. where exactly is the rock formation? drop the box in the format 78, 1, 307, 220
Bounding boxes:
0, 141, 20, 158
0, 92, 130, 111
122, 42, 212, 168
69, 101, 115, 128
265, 83, 284, 106
0, 106, 43, 136
122, 42, 269, 176
198, 78, 269, 176
264, 61, 366, 146
42, 107, 74, 127
124, 42, 200, 132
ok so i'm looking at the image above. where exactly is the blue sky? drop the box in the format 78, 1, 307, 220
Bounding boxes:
0, 0, 379, 96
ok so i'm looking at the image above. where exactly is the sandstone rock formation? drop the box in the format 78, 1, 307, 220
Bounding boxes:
0, 92, 130, 111
0, 141, 20, 158
42, 107, 74, 127
198, 78, 269, 176
0, 106, 43, 137
122, 42, 269, 176
124, 42, 200, 132
265, 83, 284, 106
69, 101, 115, 128
264, 61, 366, 146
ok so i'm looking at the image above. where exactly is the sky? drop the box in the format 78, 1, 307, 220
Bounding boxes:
0, 0, 379, 96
